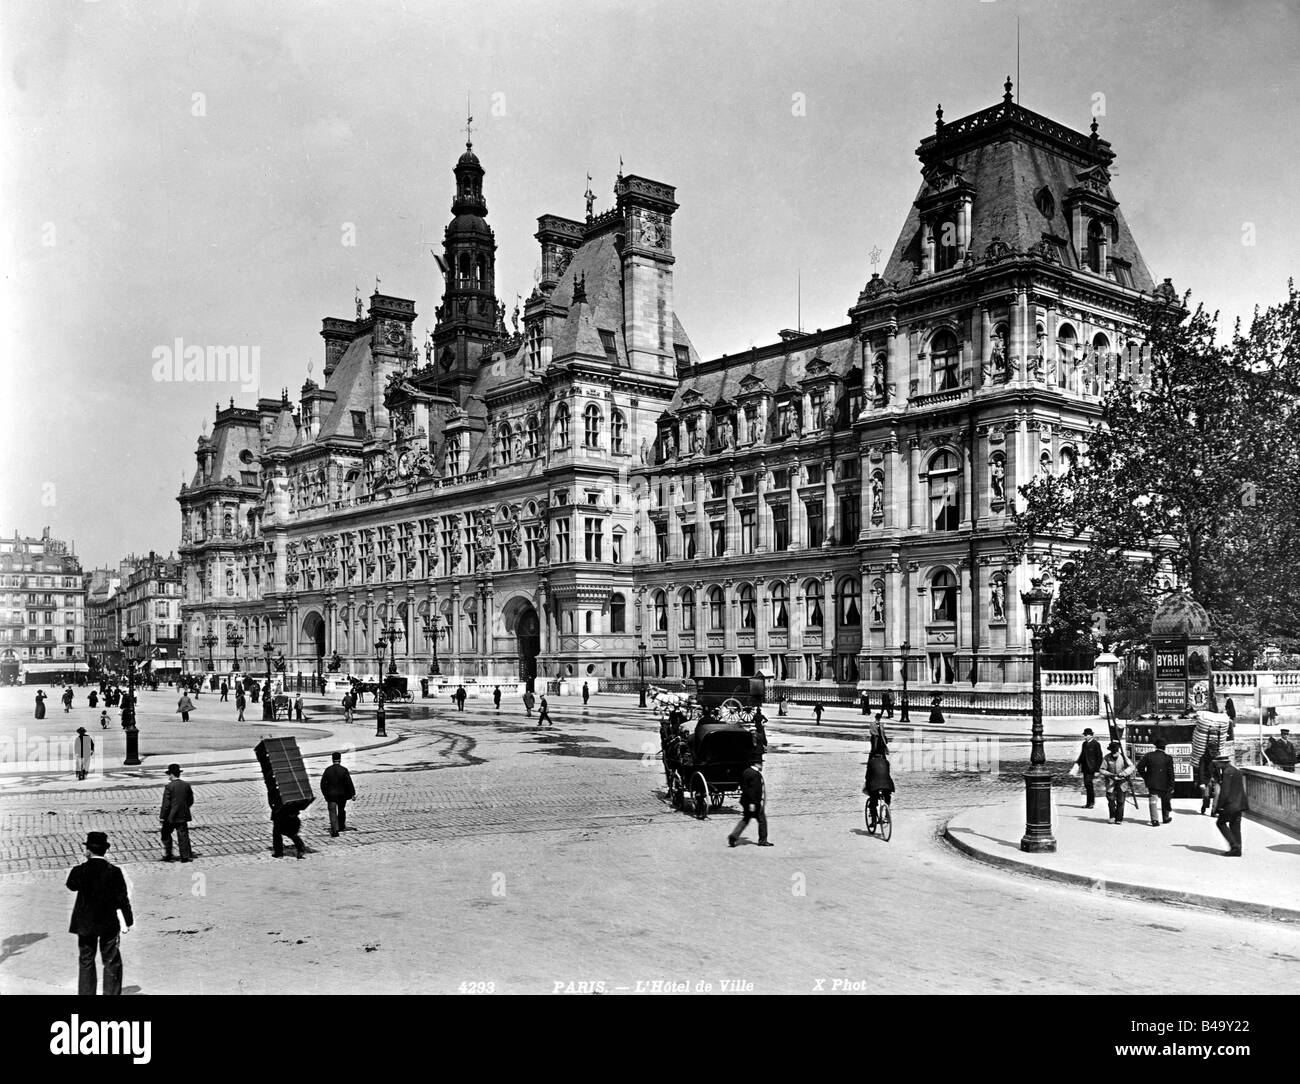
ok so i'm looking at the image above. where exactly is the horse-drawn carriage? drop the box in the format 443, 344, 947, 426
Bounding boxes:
345, 674, 412, 704
692, 676, 766, 726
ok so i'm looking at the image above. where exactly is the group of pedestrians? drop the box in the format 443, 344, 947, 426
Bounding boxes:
1074, 726, 1251, 856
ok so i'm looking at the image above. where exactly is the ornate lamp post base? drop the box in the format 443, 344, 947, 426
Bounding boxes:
123, 725, 141, 766
1020, 767, 1057, 852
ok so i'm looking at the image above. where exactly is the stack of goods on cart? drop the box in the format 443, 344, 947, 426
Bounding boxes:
649, 689, 691, 719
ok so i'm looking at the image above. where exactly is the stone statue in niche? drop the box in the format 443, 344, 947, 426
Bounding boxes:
640, 437, 650, 465
990, 579, 1005, 622
990, 458, 1005, 501
691, 415, 705, 453
870, 474, 884, 519
720, 418, 733, 448
870, 581, 886, 624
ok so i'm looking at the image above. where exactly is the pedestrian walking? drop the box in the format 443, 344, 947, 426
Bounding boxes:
159, 764, 195, 862
99, 710, 110, 730
582, 681, 590, 706
63, 686, 74, 713
342, 688, 354, 725
1136, 737, 1175, 826
1075, 727, 1104, 808
813, 702, 824, 725
176, 691, 194, 723
1099, 741, 1135, 824
294, 691, 304, 721
753, 709, 769, 758
1211, 753, 1249, 856
220, 680, 229, 702
250, 682, 260, 703
320, 752, 356, 837
262, 682, 275, 721
35, 689, 47, 719
522, 689, 535, 717
88, 690, 98, 708
271, 803, 307, 859
881, 689, 895, 719
1193, 716, 1227, 813
537, 695, 552, 727
74, 728, 94, 780
454, 684, 467, 712
66, 831, 133, 996
928, 694, 945, 726
777, 695, 787, 717
727, 760, 771, 847
235, 687, 246, 722
493, 685, 502, 711
859, 690, 871, 716
1224, 696, 1236, 740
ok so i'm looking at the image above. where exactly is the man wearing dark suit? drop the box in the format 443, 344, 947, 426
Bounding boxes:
67, 831, 133, 995
727, 761, 772, 847
1076, 728, 1104, 809
320, 752, 356, 837
1137, 737, 1176, 826
1212, 755, 1249, 856
159, 763, 195, 863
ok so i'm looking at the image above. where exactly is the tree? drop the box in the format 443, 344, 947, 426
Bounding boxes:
1010, 284, 1300, 664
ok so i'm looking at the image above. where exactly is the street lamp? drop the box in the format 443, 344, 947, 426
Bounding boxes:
227, 627, 243, 672
380, 619, 403, 675
638, 641, 647, 708
122, 632, 141, 766
898, 639, 912, 724
262, 640, 276, 720
1020, 576, 1057, 853
201, 630, 218, 671
421, 613, 441, 676
374, 638, 388, 737
178, 649, 186, 678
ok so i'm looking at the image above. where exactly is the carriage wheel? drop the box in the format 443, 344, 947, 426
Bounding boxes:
711, 791, 726, 812
720, 698, 744, 724
691, 773, 710, 819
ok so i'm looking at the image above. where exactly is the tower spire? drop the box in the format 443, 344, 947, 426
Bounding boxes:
465, 94, 473, 149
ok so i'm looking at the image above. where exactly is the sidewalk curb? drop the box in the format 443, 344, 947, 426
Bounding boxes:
941, 819, 1300, 926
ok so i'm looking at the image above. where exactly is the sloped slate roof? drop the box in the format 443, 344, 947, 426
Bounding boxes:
317, 336, 375, 441
669, 334, 857, 412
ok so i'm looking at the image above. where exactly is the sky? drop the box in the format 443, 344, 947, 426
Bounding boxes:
2, 0, 1297, 568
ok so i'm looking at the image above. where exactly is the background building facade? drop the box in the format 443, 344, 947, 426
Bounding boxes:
0, 527, 86, 684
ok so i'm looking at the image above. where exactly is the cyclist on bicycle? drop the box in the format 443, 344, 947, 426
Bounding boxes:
863, 716, 894, 828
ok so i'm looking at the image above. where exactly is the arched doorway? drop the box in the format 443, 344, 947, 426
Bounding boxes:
300, 611, 326, 678
516, 607, 540, 691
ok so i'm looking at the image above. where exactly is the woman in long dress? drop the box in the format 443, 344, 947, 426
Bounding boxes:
34, 689, 47, 719
928, 694, 945, 726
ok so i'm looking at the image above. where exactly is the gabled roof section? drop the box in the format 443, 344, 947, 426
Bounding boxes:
549, 232, 625, 362
316, 335, 375, 441
671, 333, 858, 411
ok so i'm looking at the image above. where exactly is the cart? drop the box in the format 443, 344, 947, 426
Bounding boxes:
382, 674, 413, 703
662, 719, 759, 819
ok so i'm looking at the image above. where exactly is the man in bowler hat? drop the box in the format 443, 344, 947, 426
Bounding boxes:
67, 831, 133, 995
1212, 753, 1250, 856
1075, 727, 1104, 808
320, 751, 356, 837
160, 763, 195, 862
727, 759, 772, 847
1136, 736, 1176, 826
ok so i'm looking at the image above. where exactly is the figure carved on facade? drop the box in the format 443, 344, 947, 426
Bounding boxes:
989, 578, 1006, 622
872, 362, 886, 402
870, 580, 886, 624
870, 473, 884, 522
719, 417, 733, 449
990, 456, 1005, 502
664, 430, 676, 460
690, 414, 704, 453
1033, 334, 1047, 382
640, 437, 650, 465
747, 413, 759, 445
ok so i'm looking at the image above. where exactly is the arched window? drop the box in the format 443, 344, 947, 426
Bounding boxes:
1057, 323, 1077, 387
837, 577, 861, 626
1092, 332, 1111, 392
474, 256, 485, 289
458, 253, 471, 286
525, 415, 540, 458
928, 450, 961, 531
770, 582, 789, 628
444, 434, 461, 479
553, 404, 570, 450
934, 215, 959, 273
653, 590, 667, 631
1087, 220, 1105, 274
931, 569, 957, 622
496, 423, 513, 464
583, 404, 602, 448
610, 593, 626, 633
708, 586, 726, 630
805, 579, 824, 628
1039, 449, 1052, 477
739, 584, 756, 629
610, 409, 626, 454
930, 329, 960, 392
1059, 447, 1076, 475
680, 587, 696, 631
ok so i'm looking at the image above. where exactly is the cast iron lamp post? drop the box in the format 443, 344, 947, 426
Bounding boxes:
638, 641, 647, 708
1020, 577, 1057, 853
898, 639, 912, 724
201, 630, 218, 672
421, 613, 442, 676
381, 619, 403, 675
227, 627, 243, 672
374, 638, 388, 736
122, 632, 141, 766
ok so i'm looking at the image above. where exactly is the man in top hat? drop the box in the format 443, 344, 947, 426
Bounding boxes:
1211, 753, 1250, 856
66, 831, 133, 995
74, 727, 94, 781
159, 764, 195, 862
1136, 736, 1176, 826
320, 751, 357, 837
1075, 727, 1104, 809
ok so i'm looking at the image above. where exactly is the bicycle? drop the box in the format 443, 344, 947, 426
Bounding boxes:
864, 792, 893, 841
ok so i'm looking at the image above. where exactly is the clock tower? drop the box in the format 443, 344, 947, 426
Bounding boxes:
431, 132, 501, 403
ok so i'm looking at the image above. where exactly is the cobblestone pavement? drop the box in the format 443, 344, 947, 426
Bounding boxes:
3, 689, 1298, 994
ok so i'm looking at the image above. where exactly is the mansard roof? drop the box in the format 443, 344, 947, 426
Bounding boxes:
316, 336, 376, 441
669, 331, 858, 412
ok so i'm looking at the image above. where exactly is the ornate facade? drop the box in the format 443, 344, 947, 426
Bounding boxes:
179, 83, 1169, 695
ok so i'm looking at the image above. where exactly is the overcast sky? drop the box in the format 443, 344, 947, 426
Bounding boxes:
2, 0, 1296, 568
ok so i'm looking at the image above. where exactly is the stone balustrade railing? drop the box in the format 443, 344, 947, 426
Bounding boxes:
1213, 670, 1300, 690
1043, 670, 1093, 687
1240, 766, 1300, 832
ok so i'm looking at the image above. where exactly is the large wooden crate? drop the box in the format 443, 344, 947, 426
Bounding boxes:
254, 736, 315, 812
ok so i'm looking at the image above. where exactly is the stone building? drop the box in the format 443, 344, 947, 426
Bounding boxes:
634, 80, 1166, 699
179, 134, 694, 686
0, 527, 86, 684
178, 82, 1168, 700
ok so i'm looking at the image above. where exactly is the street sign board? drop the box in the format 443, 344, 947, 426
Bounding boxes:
1258, 688, 1300, 710
1155, 680, 1185, 714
